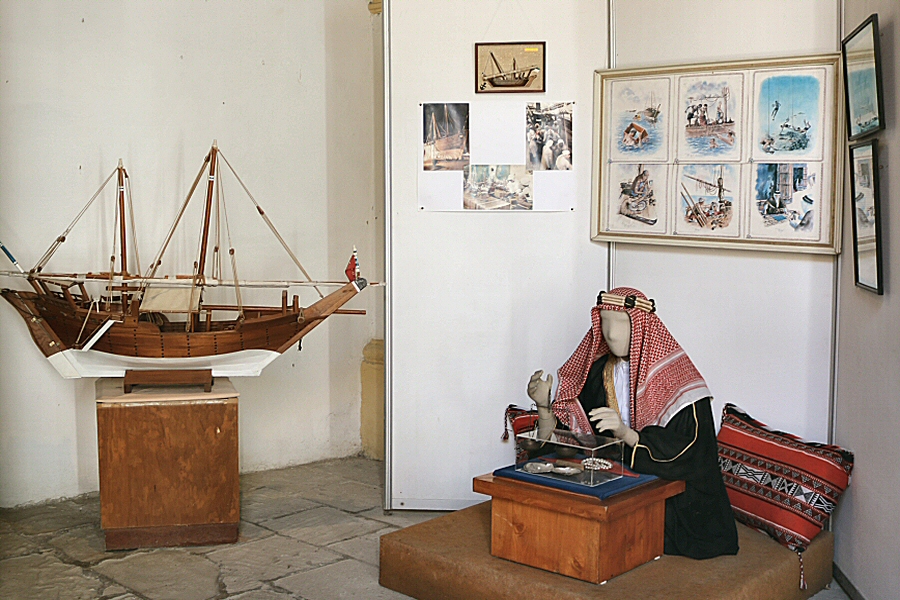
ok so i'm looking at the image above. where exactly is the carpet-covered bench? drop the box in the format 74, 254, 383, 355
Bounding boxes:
379, 501, 833, 600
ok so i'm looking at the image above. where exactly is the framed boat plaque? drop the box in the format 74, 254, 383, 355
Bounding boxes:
591, 54, 843, 254
475, 42, 545, 94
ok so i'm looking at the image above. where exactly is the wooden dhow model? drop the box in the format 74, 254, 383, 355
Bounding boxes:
1, 141, 368, 379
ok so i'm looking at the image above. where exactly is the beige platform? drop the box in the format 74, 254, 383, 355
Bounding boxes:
380, 501, 833, 600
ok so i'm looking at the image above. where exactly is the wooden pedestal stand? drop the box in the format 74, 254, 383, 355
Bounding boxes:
96, 376, 240, 550
473, 473, 685, 584
123, 368, 213, 393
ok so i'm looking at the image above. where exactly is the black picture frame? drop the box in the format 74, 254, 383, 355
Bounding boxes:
475, 42, 545, 94
842, 14, 886, 141
849, 139, 883, 294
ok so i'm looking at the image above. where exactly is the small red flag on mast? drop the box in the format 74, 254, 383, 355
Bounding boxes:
345, 247, 359, 281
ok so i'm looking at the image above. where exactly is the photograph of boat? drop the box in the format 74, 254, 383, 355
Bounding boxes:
475, 42, 545, 93
0, 142, 369, 379
423, 103, 469, 171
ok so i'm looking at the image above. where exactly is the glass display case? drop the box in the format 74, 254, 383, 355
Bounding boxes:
515, 429, 625, 487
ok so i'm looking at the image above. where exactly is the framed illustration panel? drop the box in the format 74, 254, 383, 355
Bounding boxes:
475, 42, 545, 94
848, 140, 883, 294
592, 54, 842, 254
842, 14, 885, 141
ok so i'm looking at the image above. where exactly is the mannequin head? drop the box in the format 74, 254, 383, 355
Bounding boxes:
600, 309, 631, 358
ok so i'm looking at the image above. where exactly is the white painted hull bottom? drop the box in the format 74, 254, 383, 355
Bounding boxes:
48, 348, 281, 379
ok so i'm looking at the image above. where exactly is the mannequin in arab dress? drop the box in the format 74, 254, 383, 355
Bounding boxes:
528, 287, 739, 559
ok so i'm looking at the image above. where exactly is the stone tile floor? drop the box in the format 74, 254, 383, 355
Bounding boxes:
0, 456, 851, 600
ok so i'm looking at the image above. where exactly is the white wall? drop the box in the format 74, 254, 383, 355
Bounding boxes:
0, 1, 380, 506
387, 0, 842, 509
834, 3, 900, 599
610, 0, 840, 443
387, 0, 609, 509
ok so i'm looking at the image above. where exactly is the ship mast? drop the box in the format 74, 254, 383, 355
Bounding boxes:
197, 141, 219, 280
117, 159, 128, 276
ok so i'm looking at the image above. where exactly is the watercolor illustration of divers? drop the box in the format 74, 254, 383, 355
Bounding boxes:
758, 75, 819, 155
463, 165, 533, 210
618, 164, 658, 225
423, 103, 469, 171
679, 166, 733, 230
479, 52, 541, 90
755, 163, 816, 231
683, 84, 736, 154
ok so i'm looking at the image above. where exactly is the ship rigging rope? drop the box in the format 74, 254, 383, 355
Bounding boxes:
220, 179, 244, 319
35, 167, 118, 271
144, 154, 211, 281
125, 170, 141, 276
218, 151, 324, 299
74, 299, 100, 347
107, 196, 119, 310
214, 172, 223, 280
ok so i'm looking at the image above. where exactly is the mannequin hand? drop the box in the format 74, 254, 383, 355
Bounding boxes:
589, 407, 639, 447
527, 370, 553, 409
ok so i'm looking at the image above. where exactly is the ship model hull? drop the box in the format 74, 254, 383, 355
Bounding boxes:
2, 280, 364, 379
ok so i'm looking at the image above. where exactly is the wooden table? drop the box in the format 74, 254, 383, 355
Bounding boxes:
96, 378, 240, 550
473, 473, 685, 584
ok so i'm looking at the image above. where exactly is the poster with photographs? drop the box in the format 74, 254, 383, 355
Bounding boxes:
418, 100, 575, 211
592, 54, 841, 254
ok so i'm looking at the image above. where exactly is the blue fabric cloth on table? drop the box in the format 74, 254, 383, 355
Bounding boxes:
492, 464, 657, 500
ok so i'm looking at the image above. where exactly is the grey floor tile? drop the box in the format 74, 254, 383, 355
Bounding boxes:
0, 529, 39, 560
309, 456, 385, 487
206, 533, 343, 594
301, 479, 383, 513
1, 499, 97, 534
100, 583, 129, 597
358, 507, 450, 529
93, 548, 221, 600
0, 552, 104, 600
327, 527, 397, 566
48, 522, 117, 565
241, 485, 321, 522
264, 505, 385, 546
228, 587, 297, 599
275, 558, 412, 600
810, 579, 851, 600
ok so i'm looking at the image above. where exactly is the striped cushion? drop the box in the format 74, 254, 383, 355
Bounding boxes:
717, 403, 853, 551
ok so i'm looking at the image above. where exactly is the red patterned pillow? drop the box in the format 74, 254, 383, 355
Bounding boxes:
717, 403, 853, 552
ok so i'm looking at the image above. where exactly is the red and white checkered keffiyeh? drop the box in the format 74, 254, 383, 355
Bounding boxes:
552, 287, 711, 434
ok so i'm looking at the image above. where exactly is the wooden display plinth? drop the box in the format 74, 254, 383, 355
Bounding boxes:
96, 378, 240, 550
473, 473, 685, 583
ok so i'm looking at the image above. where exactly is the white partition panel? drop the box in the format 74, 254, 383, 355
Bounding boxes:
609, 0, 840, 442
387, 0, 609, 509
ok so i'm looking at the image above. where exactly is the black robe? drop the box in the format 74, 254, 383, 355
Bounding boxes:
577, 355, 739, 559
